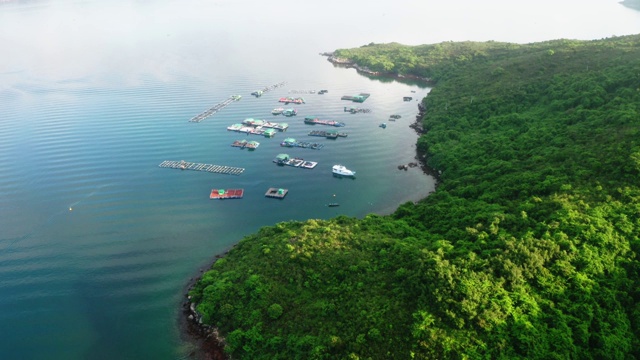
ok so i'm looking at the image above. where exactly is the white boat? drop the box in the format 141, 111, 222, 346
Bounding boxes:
332, 164, 355, 177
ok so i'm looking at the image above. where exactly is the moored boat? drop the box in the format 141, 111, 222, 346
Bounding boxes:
332, 164, 355, 177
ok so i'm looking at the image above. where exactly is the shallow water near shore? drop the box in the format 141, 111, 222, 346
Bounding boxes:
1, 0, 639, 358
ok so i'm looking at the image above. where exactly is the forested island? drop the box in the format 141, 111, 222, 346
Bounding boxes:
187, 35, 640, 359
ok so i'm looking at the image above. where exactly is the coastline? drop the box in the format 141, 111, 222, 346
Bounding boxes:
320, 52, 435, 83
180, 57, 438, 360
180, 251, 233, 360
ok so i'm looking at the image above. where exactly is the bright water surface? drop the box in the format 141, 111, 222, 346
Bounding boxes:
1, 0, 639, 358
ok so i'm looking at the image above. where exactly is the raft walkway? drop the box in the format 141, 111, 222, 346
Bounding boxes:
308, 130, 348, 139
344, 106, 372, 114
257, 81, 286, 94
189, 95, 242, 123
281, 138, 325, 149
159, 160, 244, 175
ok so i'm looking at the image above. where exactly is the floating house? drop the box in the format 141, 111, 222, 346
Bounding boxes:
278, 97, 305, 104
282, 108, 297, 117
273, 154, 318, 169
210, 189, 244, 199
280, 138, 324, 149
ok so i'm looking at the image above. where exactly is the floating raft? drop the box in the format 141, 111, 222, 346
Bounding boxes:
231, 139, 260, 149
242, 118, 289, 131
159, 160, 244, 175
227, 124, 278, 137
304, 116, 345, 127
210, 189, 244, 199
265, 187, 288, 199
281, 138, 324, 150
189, 95, 242, 123
308, 130, 348, 139
279, 97, 305, 104
344, 106, 371, 114
273, 154, 318, 169
341, 93, 370, 103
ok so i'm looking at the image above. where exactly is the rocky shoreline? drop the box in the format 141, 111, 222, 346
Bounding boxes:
180, 254, 231, 360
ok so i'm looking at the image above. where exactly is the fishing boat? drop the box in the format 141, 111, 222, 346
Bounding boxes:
379, 123, 387, 128
328, 203, 340, 207
272, 107, 284, 115
332, 164, 355, 177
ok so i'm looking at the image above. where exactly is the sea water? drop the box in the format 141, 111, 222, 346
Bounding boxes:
1, 0, 639, 358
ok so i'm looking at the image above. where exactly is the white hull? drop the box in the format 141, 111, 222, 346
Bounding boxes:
332, 165, 355, 177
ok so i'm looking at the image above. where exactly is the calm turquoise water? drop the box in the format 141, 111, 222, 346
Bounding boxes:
1, 1, 639, 358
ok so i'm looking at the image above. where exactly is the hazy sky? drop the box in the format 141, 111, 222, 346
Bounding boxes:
1, 0, 639, 83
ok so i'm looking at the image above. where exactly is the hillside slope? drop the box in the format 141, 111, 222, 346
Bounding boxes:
189, 35, 640, 360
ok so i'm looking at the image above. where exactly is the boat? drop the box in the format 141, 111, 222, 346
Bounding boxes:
379, 123, 387, 128
282, 108, 297, 117
327, 203, 340, 207
272, 107, 284, 115
332, 164, 355, 177
251, 90, 263, 97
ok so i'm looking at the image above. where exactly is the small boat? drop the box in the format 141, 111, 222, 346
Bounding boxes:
272, 107, 284, 115
379, 123, 387, 128
332, 164, 355, 177
328, 203, 340, 207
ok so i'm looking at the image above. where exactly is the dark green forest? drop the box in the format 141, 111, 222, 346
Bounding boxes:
189, 35, 640, 359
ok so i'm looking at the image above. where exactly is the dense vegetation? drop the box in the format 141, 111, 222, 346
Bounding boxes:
189, 35, 640, 359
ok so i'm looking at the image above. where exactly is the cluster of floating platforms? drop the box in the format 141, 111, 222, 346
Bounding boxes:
210, 189, 244, 199
189, 95, 242, 123
279, 97, 305, 104
344, 107, 371, 114
265, 187, 288, 199
159, 160, 244, 175
281, 138, 324, 150
273, 154, 318, 169
231, 139, 260, 149
304, 116, 345, 127
308, 130, 348, 139
341, 93, 370, 103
